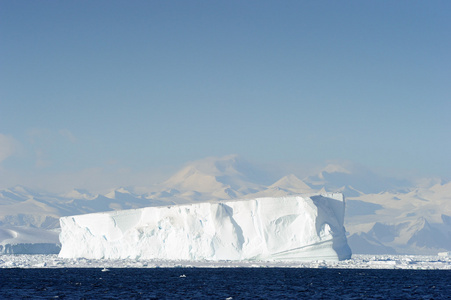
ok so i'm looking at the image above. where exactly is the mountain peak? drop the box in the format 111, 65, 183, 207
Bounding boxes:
180, 154, 243, 176
305, 162, 411, 194
105, 187, 135, 199
270, 174, 312, 192
321, 164, 352, 176
62, 189, 94, 200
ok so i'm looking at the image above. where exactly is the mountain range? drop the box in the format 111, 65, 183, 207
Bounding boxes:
1, 154, 450, 255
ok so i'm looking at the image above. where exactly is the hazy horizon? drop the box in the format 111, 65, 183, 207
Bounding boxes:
1, 1, 450, 192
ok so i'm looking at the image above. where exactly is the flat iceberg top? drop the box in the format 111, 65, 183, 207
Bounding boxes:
59, 194, 351, 261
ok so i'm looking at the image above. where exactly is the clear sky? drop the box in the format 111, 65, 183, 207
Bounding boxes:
1, 1, 450, 191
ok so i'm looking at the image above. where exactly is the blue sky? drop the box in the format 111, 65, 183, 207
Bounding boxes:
1, 1, 450, 191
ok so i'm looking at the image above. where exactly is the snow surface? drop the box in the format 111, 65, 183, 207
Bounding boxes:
2, 155, 451, 255
59, 194, 352, 261
0, 227, 60, 254
0, 254, 450, 270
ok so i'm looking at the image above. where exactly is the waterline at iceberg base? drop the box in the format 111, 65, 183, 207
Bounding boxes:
58, 194, 352, 261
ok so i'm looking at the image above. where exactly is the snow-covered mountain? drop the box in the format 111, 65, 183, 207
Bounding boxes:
150, 154, 272, 201
304, 162, 411, 196
302, 162, 451, 254
1, 155, 450, 255
345, 182, 451, 254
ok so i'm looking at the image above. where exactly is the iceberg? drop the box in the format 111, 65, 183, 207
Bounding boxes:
59, 193, 352, 261
0, 227, 61, 255
0, 243, 61, 254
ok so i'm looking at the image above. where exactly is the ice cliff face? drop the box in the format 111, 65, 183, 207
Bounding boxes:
59, 194, 352, 261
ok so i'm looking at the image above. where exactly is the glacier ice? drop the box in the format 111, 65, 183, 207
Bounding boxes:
59, 194, 352, 261
0, 243, 61, 254
0, 227, 61, 254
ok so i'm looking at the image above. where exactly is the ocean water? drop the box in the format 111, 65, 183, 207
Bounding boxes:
0, 268, 449, 299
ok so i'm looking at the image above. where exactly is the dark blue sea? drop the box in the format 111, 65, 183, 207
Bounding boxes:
0, 268, 450, 299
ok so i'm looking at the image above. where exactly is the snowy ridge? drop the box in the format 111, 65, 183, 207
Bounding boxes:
59, 194, 352, 261
1, 155, 450, 255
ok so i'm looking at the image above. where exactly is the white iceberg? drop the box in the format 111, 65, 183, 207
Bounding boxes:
0, 227, 61, 254
59, 193, 352, 261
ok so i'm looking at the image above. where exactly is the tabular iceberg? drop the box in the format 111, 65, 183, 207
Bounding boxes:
59, 194, 352, 261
